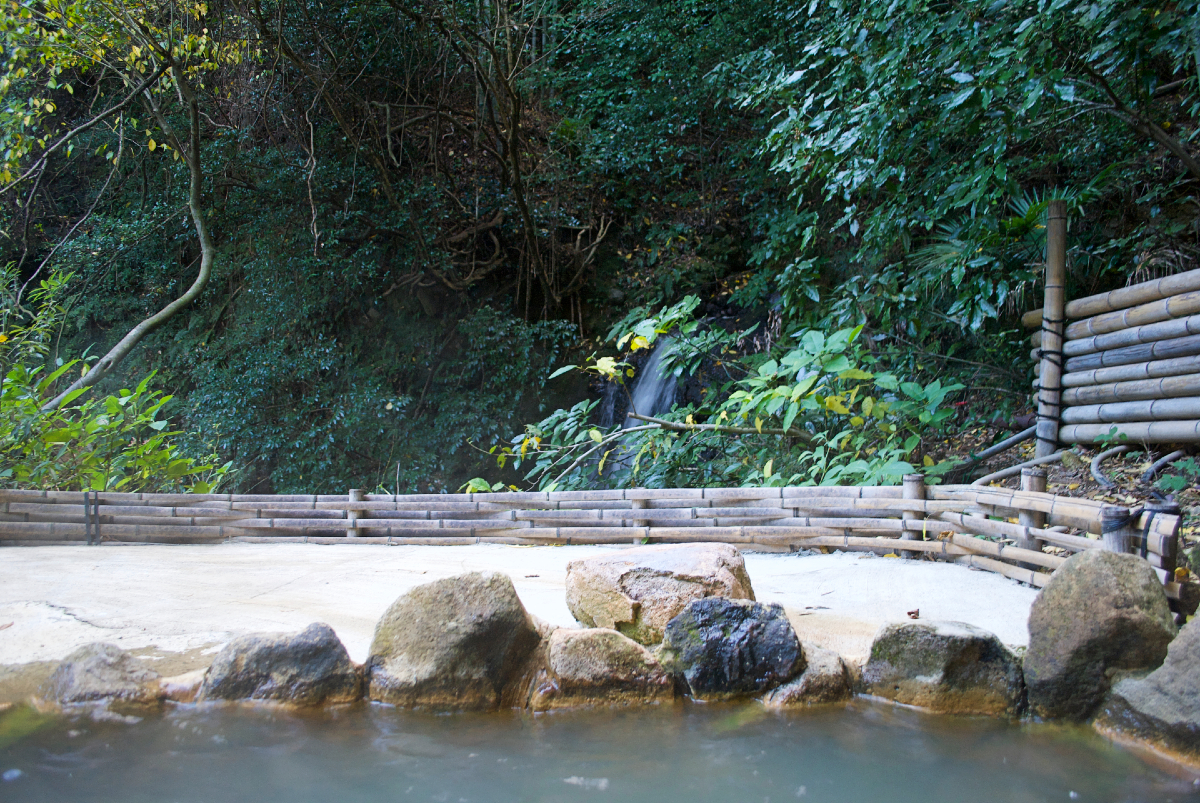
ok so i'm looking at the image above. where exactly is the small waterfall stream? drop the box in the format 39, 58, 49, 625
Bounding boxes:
624, 336, 676, 426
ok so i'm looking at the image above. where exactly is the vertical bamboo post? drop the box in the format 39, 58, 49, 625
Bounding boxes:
1036, 200, 1068, 458
900, 474, 926, 559
1101, 505, 1134, 554
631, 496, 649, 544
1016, 468, 1047, 556
347, 488, 363, 538
1143, 500, 1181, 575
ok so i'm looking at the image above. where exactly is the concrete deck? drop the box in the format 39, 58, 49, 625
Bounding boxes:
0, 543, 1038, 695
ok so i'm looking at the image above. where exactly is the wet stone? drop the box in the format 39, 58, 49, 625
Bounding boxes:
659, 597, 803, 699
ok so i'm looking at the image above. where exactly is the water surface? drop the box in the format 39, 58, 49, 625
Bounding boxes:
1, 700, 1197, 803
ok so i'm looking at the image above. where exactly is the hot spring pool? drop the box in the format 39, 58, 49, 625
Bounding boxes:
1, 700, 1197, 803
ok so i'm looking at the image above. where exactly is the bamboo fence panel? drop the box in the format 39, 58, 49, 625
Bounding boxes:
1025, 262, 1200, 443
0, 485, 1181, 598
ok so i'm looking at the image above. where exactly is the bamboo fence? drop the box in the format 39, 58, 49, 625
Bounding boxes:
1024, 227, 1200, 444
0, 479, 1187, 607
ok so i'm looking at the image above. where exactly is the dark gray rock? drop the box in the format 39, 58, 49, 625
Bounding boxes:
366, 572, 541, 710
528, 627, 674, 711
198, 623, 360, 706
862, 621, 1024, 717
659, 597, 804, 699
1025, 550, 1176, 720
762, 643, 851, 707
1095, 616, 1200, 766
41, 643, 161, 706
566, 543, 755, 645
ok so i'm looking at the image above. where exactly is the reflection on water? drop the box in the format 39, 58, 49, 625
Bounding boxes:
1, 699, 1197, 803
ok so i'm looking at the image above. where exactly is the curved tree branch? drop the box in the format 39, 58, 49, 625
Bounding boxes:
42, 66, 214, 411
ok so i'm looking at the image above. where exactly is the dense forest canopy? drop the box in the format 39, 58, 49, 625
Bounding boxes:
0, 0, 1197, 493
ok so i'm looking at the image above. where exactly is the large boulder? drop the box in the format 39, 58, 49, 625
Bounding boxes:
528, 628, 674, 711
762, 643, 851, 707
659, 597, 803, 699
1025, 550, 1176, 720
1095, 616, 1200, 766
861, 621, 1024, 717
40, 643, 161, 706
566, 543, 755, 645
366, 572, 541, 710
197, 623, 360, 706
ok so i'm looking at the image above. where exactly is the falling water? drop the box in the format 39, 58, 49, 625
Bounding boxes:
624, 336, 677, 426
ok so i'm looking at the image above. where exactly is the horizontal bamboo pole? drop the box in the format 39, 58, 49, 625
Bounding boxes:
1022, 268, 1200, 329
1065, 290, 1200, 339
0, 485, 906, 508
1054, 333, 1200, 373
947, 533, 1066, 569
1063, 313, 1200, 357
1056, 355, 1200, 388
764, 534, 970, 557
0, 522, 242, 540
937, 490, 1178, 540
1061, 396, 1200, 424
955, 555, 1050, 587
1061, 373, 1200, 405
1060, 420, 1200, 444
933, 511, 1101, 553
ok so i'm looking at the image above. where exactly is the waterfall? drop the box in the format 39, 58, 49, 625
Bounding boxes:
624, 336, 676, 427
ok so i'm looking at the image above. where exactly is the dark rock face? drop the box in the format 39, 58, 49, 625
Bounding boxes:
366, 572, 541, 710
528, 628, 673, 711
762, 643, 851, 707
566, 543, 755, 645
862, 621, 1024, 717
1096, 616, 1200, 767
1025, 550, 1176, 720
659, 597, 804, 699
41, 643, 161, 706
198, 623, 360, 706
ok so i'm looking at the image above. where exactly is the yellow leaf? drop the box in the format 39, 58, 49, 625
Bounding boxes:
589, 429, 603, 443
685, 414, 694, 425
0, 334, 8, 343
850, 416, 865, 427
763, 459, 773, 479
1067, 483, 1080, 490
824, 396, 850, 415
923, 455, 934, 467
148, 138, 156, 151
593, 357, 619, 378
755, 417, 763, 433
630, 335, 650, 352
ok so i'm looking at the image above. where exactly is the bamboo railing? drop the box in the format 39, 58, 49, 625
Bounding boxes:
1024, 224, 1200, 444
0, 479, 1186, 604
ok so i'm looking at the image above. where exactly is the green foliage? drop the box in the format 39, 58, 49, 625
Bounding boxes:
0, 363, 230, 491
719, 0, 1199, 357
4, 0, 1198, 497
0, 268, 228, 492
1157, 458, 1199, 495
